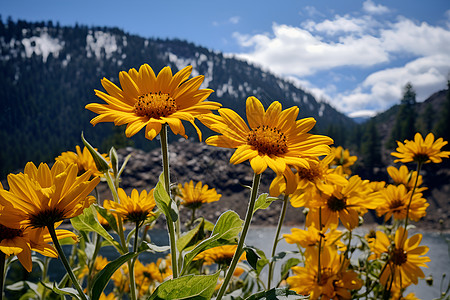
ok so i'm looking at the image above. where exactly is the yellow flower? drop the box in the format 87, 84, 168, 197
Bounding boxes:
369, 228, 430, 288
286, 154, 348, 207
387, 165, 426, 193
134, 257, 172, 296
99, 293, 118, 300
287, 248, 362, 299
56, 145, 109, 177
201, 96, 333, 174
194, 245, 246, 266
375, 184, 428, 222
0, 202, 77, 272
103, 188, 156, 223
86, 64, 221, 140
283, 227, 345, 255
177, 181, 221, 209
306, 176, 381, 230
0, 161, 99, 228
391, 132, 450, 164
330, 146, 357, 175
78, 255, 109, 279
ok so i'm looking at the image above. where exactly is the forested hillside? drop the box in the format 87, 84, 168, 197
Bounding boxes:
0, 18, 355, 177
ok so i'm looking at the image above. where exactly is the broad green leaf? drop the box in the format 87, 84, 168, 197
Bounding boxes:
147, 272, 220, 300
71, 206, 121, 251
253, 193, 279, 214
245, 287, 301, 300
271, 251, 299, 263
154, 173, 178, 222
91, 252, 139, 300
181, 211, 243, 274
280, 258, 301, 282
177, 218, 204, 252
255, 249, 269, 276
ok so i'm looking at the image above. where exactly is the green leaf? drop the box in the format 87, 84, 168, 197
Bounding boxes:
139, 241, 171, 253
181, 211, 243, 274
81, 132, 110, 173
245, 287, 301, 300
91, 252, 139, 300
71, 206, 122, 251
94, 204, 119, 233
147, 272, 220, 300
177, 219, 204, 252
280, 258, 301, 282
41, 282, 82, 300
154, 173, 178, 222
244, 247, 261, 270
253, 193, 279, 214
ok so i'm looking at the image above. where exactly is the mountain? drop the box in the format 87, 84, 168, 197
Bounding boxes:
0, 18, 355, 177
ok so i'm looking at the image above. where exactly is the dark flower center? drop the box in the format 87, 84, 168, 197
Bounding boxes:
125, 210, 150, 223
29, 208, 66, 228
391, 248, 407, 265
297, 166, 322, 182
134, 92, 177, 119
390, 199, 405, 212
327, 196, 347, 212
0, 224, 23, 241
247, 125, 288, 156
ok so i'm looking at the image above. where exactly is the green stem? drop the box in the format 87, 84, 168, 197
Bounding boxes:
317, 207, 323, 284
87, 233, 102, 292
0, 252, 5, 300
267, 194, 289, 289
47, 225, 88, 300
403, 161, 423, 232
159, 124, 179, 278
216, 172, 262, 300
187, 208, 197, 230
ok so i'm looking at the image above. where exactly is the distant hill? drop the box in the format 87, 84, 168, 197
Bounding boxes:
0, 18, 355, 177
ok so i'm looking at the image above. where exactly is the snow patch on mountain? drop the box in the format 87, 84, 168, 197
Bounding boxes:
21, 33, 64, 62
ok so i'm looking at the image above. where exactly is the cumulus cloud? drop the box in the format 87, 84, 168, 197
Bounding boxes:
231, 5, 450, 116
363, 0, 390, 15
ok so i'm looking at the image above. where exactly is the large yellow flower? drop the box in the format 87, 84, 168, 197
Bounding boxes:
369, 228, 430, 288
56, 145, 109, 177
287, 248, 362, 299
0, 161, 99, 228
200, 96, 333, 174
391, 133, 450, 164
306, 176, 381, 230
86, 64, 221, 140
103, 188, 156, 224
177, 180, 221, 209
283, 227, 345, 255
375, 184, 428, 222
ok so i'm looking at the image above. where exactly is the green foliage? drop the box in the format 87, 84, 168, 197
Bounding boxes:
147, 272, 220, 300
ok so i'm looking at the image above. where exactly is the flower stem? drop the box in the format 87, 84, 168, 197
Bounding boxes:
47, 225, 88, 300
403, 161, 423, 231
216, 172, 262, 300
267, 194, 289, 289
159, 124, 179, 278
0, 252, 5, 300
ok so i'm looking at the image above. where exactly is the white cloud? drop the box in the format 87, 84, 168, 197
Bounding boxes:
233, 23, 389, 76
229, 16, 240, 24
363, 0, 390, 15
231, 9, 450, 116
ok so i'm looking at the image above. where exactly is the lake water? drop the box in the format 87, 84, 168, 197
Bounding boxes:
50, 226, 449, 299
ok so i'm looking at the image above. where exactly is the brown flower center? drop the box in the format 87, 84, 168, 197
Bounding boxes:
125, 210, 150, 223
390, 199, 405, 212
247, 125, 288, 156
29, 208, 66, 228
297, 166, 322, 182
391, 247, 407, 265
0, 224, 23, 242
327, 196, 347, 212
134, 92, 177, 119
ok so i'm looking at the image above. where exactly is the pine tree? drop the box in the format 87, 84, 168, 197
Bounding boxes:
389, 82, 417, 147
361, 120, 382, 177
434, 81, 450, 146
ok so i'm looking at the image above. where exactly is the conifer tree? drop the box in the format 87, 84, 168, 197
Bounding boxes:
434, 81, 450, 148
389, 82, 417, 147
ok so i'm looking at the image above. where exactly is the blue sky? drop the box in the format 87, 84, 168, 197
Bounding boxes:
2, 0, 450, 117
